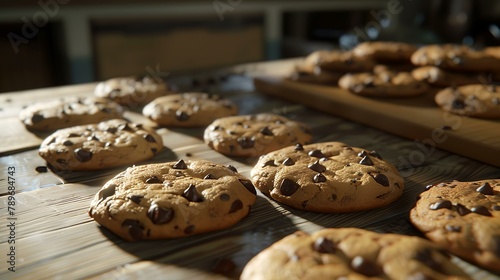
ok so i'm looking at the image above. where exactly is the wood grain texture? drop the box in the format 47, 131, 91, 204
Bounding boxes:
0, 60, 499, 279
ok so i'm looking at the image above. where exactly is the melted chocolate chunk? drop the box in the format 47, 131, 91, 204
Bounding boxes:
313, 173, 326, 183
263, 160, 276, 167
476, 182, 494, 195
456, 203, 471, 216
145, 176, 162, 184
220, 194, 230, 201
147, 204, 174, 224
308, 161, 326, 173
227, 165, 238, 172
144, 134, 156, 143
182, 184, 204, 202
31, 113, 45, 123
237, 137, 255, 149
280, 179, 300, 196
239, 179, 257, 195
106, 127, 118, 134
308, 149, 325, 158
184, 225, 195, 234
63, 140, 74, 146
429, 200, 452, 210
176, 110, 189, 121
228, 199, 243, 213
35, 166, 48, 173
294, 143, 304, 151
122, 219, 144, 240
471, 205, 492, 216
369, 151, 382, 159
372, 173, 390, 187
359, 156, 373, 166
212, 125, 223, 131
259, 126, 274, 136
203, 173, 216, 179
351, 256, 380, 277
172, 159, 187, 169
99, 184, 116, 200
129, 195, 143, 204
313, 237, 336, 254
451, 99, 466, 109
357, 151, 368, 157
282, 158, 295, 166
74, 148, 93, 162
87, 135, 99, 142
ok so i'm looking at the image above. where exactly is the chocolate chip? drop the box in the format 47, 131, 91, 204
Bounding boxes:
87, 135, 99, 142
471, 205, 492, 216
182, 184, 204, 202
300, 200, 308, 208
451, 99, 465, 109
176, 110, 189, 121
151, 148, 157, 153
308, 161, 326, 173
476, 182, 494, 195
204, 173, 216, 179
172, 159, 187, 169
220, 194, 230, 201
228, 199, 243, 213
308, 149, 325, 158
129, 195, 143, 204
31, 113, 44, 123
99, 184, 116, 200
147, 204, 174, 224
106, 127, 118, 133
121, 219, 143, 240
351, 256, 380, 277
184, 225, 195, 234
74, 148, 93, 162
331, 194, 337, 201
313, 237, 336, 254
294, 143, 304, 151
144, 134, 156, 143
456, 203, 471, 216
280, 179, 300, 196
239, 179, 257, 195
227, 165, 238, 172
145, 176, 162, 184
263, 160, 276, 167
260, 126, 273, 136
282, 158, 295, 166
63, 140, 73, 146
359, 156, 373, 166
372, 173, 389, 187
369, 151, 382, 159
445, 225, 461, 232
35, 166, 48, 173
357, 151, 368, 157
237, 137, 255, 149
429, 200, 452, 210
313, 173, 326, 183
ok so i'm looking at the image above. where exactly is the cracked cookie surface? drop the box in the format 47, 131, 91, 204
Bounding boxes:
88, 159, 257, 241
250, 142, 404, 212
410, 179, 500, 272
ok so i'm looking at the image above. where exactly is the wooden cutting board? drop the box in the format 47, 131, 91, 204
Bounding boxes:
254, 75, 500, 168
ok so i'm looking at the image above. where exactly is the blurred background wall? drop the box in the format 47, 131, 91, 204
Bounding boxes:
1, 0, 499, 92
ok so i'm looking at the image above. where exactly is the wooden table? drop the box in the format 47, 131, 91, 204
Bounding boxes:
1, 60, 499, 280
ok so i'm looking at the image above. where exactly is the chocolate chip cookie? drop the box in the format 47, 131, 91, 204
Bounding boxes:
95, 76, 173, 107
353, 41, 417, 63
288, 65, 343, 85
310, 50, 376, 73
39, 119, 163, 171
434, 84, 500, 118
410, 180, 500, 272
338, 71, 428, 97
204, 113, 312, 158
142, 92, 238, 127
88, 159, 257, 241
411, 66, 486, 87
19, 97, 124, 132
411, 44, 500, 72
240, 228, 471, 280
250, 142, 404, 212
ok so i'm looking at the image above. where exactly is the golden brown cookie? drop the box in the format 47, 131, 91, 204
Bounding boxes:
95, 76, 174, 107
39, 119, 163, 171
353, 41, 417, 63
410, 180, 500, 272
411, 66, 488, 87
250, 142, 404, 212
288, 65, 343, 85
19, 97, 124, 132
240, 228, 471, 280
204, 113, 312, 158
88, 159, 257, 241
142, 92, 238, 127
434, 84, 500, 118
338, 71, 428, 97
308, 50, 376, 73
